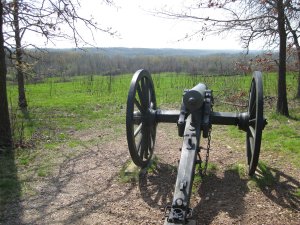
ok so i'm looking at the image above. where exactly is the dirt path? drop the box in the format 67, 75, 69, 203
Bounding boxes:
3, 124, 300, 225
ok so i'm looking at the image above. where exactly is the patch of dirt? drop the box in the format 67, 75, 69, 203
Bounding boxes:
2, 124, 299, 225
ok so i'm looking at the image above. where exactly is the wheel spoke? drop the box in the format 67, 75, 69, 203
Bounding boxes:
136, 134, 142, 154
146, 79, 151, 108
134, 123, 142, 137
150, 125, 156, 149
134, 98, 143, 112
136, 83, 143, 108
249, 85, 256, 117
144, 127, 150, 159
140, 132, 147, 160
150, 101, 154, 110
137, 81, 147, 112
250, 102, 256, 118
148, 90, 151, 108
140, 78, 146, 107
249, 126, 256, 138
249, 118, 256, 126
142, 77, 150, 109
147, 131, 152, 158
249, 136, 254, 154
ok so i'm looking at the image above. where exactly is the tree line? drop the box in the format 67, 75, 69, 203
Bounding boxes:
9, 50, 253, 80
6, 49, 298, 83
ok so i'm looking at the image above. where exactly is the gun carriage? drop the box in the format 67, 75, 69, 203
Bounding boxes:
126, 69, 267, 225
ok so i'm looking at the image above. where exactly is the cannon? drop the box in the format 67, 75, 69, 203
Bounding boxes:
126, 69, 267, 225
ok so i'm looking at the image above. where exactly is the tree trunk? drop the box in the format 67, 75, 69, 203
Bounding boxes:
295, 44, 300, 99
13, 0, 27, 109
286, 16, 300, 99
0, 2, 13, 150
276, 0, 289, 116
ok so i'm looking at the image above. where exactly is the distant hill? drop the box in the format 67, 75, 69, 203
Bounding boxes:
46, 47, 262, 57
23, 47, 268, 81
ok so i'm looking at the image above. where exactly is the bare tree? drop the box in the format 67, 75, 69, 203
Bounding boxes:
0, 0, 115, 148
286, 11, 300, 98
12, 0, 27, 109
3, 0, 116, 110
0, 1, 12, 150
157, 0, 300, 116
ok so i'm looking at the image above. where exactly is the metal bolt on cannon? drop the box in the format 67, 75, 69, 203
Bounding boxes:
126, 69, 267, 225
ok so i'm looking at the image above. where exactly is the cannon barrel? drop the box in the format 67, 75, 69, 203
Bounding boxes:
183, 83, 207, 112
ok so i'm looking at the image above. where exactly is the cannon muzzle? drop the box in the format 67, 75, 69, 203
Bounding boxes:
183, 83, 207, 112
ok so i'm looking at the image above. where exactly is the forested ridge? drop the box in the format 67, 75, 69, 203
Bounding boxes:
7, 47, 297, 82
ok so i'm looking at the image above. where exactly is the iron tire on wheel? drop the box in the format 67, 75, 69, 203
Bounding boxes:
126, 69, 157, 168
246, 71, 264, 176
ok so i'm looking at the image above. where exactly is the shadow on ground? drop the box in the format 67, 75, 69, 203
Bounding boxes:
254, 163, 300, 212
1, 140, 150, 224
0, 149, 23, 225
139, 162, 177, 209
141, 161, 300, 224
20, 144, 137, 224
2, 139, 299, 224
193, 169, 248, 225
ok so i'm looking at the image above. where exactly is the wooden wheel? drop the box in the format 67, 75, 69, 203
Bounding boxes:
246, 71, 264, 176
126, 69, 157, 168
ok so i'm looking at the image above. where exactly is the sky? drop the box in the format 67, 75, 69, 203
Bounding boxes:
27, 0, 262, 50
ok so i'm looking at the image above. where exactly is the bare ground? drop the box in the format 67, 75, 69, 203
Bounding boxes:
2, 124, 300, 225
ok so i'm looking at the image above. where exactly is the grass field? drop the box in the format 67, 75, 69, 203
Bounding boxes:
1, 72, 299, 209
6, 72, 300, 159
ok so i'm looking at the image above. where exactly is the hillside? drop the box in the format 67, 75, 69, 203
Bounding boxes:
12, 47, 269, 82
47, 47, 260, 57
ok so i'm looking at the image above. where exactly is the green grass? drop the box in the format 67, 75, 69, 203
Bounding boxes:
18, 150, 37, 166
228, 163, 247, 178
7, 72, 298, 143
119, 156, 160, 183
192, 162, 218, 193
224, 109, 300, 168
293, 188, 300, 197
8, 74, 153, 141
245, 161, 300, 205
251, 161, 276, 188
263, 120, 299, 155
6, 72, 299, 174
3, 71, 299, 212
37, 165, 50, 177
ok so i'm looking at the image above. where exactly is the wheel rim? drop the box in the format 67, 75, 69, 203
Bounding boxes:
246, 71, 263, 176
126, 69, 157, 167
